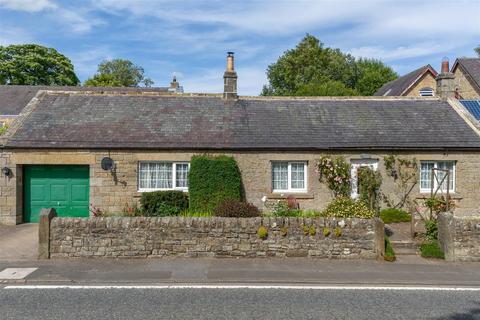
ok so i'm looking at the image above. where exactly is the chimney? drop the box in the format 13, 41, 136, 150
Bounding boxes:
223, 52, 238, 100
170, 75, 179, 90
436, 57, 455, 100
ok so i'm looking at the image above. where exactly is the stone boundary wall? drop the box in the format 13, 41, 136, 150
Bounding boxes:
438, 212, 480, 261
49, 217, 384, 259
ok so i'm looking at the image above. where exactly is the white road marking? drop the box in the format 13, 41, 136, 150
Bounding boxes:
0, 268, 38, 280
4, 285, 480, 291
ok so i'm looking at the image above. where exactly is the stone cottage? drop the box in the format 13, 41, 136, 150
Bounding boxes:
1, 54, 480, 225
375, 64, 438, 97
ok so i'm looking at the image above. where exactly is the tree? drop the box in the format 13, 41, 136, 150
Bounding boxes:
85, 59, 153, 87
261, 34, 397, 96
295, 78, 358, 96
354, 58, 397, 95
475, 45, 480, 57
0, 44, 79, 85
84, 73, 122, 87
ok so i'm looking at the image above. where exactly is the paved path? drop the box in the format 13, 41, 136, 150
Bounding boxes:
0, 224, 38, 261
1, 257, 480, 286
1, 286, 479, 319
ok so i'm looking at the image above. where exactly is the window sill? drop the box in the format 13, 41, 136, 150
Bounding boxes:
415, 193, 463, 200
134, 189, 189, 197
267, 192, 314, 200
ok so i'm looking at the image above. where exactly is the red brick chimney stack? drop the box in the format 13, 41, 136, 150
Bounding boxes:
436, 57, 455, 100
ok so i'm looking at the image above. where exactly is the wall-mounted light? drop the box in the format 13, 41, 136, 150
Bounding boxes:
2, 167, 11, 177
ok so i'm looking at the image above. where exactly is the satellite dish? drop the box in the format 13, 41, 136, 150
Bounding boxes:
101, 157, 115, 171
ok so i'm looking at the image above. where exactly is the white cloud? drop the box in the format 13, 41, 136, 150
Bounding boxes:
0, 27, 34, 45
56, 8, 103, 33
69, 46, 114, 80
349, 43, 448, 61
0, 0, 102, 34
0, 0, 56, 12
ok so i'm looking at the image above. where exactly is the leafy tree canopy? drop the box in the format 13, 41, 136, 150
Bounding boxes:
0, 44, 79, 86
84, 73, 122, 87
85, 59, 153, 87
261, 34, 397, 96
475, 45, 480, 57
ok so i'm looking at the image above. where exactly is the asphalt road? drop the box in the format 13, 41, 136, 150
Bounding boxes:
1, 286, 479, 320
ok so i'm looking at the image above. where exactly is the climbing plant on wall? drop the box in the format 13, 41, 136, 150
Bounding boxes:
381, 155, 418, 211
358, 166, 382, 213
315, 156, 351, 197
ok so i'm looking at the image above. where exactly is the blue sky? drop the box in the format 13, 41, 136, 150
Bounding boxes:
0, 0, 479, 95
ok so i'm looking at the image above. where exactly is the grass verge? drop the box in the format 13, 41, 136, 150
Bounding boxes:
420, 240, 445, 259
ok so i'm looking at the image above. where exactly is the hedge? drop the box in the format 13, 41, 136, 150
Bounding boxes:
188, 155, 242, 212
140, 190, 188, 216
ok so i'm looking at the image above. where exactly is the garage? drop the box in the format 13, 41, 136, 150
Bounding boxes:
24, 165, 90, 222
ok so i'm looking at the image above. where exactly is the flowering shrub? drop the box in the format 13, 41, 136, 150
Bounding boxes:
264, 199, 302, 217
321, 197, 374, 219
316, 156, 351, 197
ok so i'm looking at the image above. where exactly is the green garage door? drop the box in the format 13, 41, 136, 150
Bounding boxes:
24, 165, 90, 222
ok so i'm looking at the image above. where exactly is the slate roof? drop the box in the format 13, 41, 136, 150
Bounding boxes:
374, 65, 437, 96
0, 85, 170, 115
5, 93, 480, 150
453, 58, 480, 92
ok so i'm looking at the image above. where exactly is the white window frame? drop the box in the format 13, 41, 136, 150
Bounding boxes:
419, 87, 434, 97
350, 159, 379, 199
271, 161, 308, 193
138, 161, 190, 192
419, 161, 456, 194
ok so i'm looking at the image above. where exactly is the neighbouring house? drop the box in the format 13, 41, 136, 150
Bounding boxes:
374, 64, 438, 97
451, 58, 480, 99
376, 58, 480, 122
0, 54, 480, 225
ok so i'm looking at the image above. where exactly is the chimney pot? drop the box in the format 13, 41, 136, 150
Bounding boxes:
441, 57, 450, 73
226, 52, 235, 72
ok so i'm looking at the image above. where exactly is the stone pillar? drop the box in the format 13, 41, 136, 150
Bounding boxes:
374, 218, 385, 258
38, 208, 57, 259
437, 211, 454, 261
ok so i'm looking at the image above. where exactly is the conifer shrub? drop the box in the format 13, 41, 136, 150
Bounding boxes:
188, 155, 242, 213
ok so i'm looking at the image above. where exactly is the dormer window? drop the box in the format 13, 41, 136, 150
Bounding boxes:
419, 87, 434, 97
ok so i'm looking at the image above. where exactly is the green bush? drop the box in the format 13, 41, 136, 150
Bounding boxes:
140, 190, 188, 217
188, 155, 242, 212
214, 199, 260, 218
384, 236, 396, 262
420, 240, 444, 259
257, 226, 268, 239
425, 220, 438, 240
321, 197, 375, 218
380, 208, 411, 224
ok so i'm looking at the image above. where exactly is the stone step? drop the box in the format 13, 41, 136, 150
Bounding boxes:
391, 240, 418, 255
